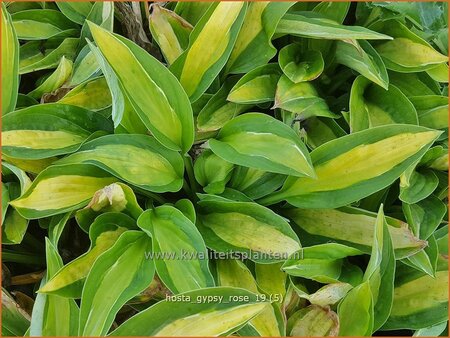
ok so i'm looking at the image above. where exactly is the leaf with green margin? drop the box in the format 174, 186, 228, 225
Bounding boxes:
174, 198, 196, 224
338, 280, 374, 336
291, 280, 352, 307
59, 76, 111, 111
279, 44, 324, 83
19, 37, 79, 74
287, 305, 339, 336
371, 19, 447, 72
255, 262, 286, 304
56, 2, 92, 25
38, 239, 79, 336
413, 321, 448, 337
57, 134, 184, 193
389, 71, 440, 97
410, 95, 449, 131
197, 195, 300, 263
350, 76, 418, 133
216, 259, 284, 336
274, 75, 337, 120
400, 169, 439, 204
282, 243, 363, 283
79, 230, 154, 336
363, 205, 396, 331
88, 22, 194, 153
224, 2, 294, 74
1, 4, 19, 115
2, 103, 112, 160
197, 76, 251, 132
149, 4, 192, 65
40, 213, 136, 298
75, 182, 143, 233
284, 206, 426, 259
48, 212, 71, 247
67, 45, 100, 87
336, 40, 389, 89
426, 63, 448, 83
227, 63, 282, 104
276, 12, 392, 40
228, 166, 286, 200
80, 2, 114, 49
403, 234, 439, 277
173, 2, 211, 25
11, 9, 79, 40
194, 149, 234, 194
137, 205, 215, 294
110, 287, 268, 336
209, 113, 315, 178
28, 56, 73, 99
1, 288, 30, 336
260, 125, 441, 208
169, 2, 247, 102
382, 259, 448, 330
10, 163, 117, 219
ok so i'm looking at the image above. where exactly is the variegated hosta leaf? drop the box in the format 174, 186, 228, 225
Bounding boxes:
57, 134, 184, 193
197, 195, 301, 263
11, 9, 79, 40
2, 155, 56, 175
261, 125, 441, 208
335, 40, 389, 89
194, 149, 234, 194
10, 164, 117, 219
426, 63, 448, 83
39, 213, 136, 298
292, 281, 352, 307
197, 76, 251, 132
285, 207, 426, 259
287, 305, 339, 336
276, 13, 392, 40
350, 76, 418, 132
228, 166, 286, 200
227, 63, 282, 104
59, 77, 112, 112
278, 44, 324, 83
137, 206, 215, 294
224, 2, 294, 74
303, 117, 347, 149
209, 113, 315, 178
149, 4, 192, 65
19, 37, 79, 74
399, 168, 439, 204
363, 206, 396, 332
1, 288, 30, 336
410, 95, 449, 132
382, 259, 448, 330
169, 2, 247, 102
28, 56, 73, 99
67, 45, 100, 87
217, 259, 284, 336
255, 263, 286, 304
110, 287, 268, 336
79, 231, 154, 336
173, 1, 211, 26
371, 19, 448, 72
88, 22, 194, 153
56, 2, 93, 25
1, 4, 19, 115
282, 243, 363, 283
75, 182, 143, 232
2, 103, 112, 160
274, 75, 338, 120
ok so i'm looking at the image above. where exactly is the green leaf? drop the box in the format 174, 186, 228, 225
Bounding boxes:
169, 2, 247, 102
88, 22, 194, 153
56, 2, 93, 25
209, 113, 315, 177
350, 76, 418, 133
224, 2, 294, 74
10, 164, 117, 219
276, 12, 392, 40
79, 231, 154, 336
197, 195, 300, 263
2, 103, 112, 160
400, 169, 439, 204
110, 287, 268, 336
287, 305, 339, 336
335, 40, 389, 89
227, 63, 282, 104
137, 205, 215, 294
410, 95, 449, 131
149, 4, 192, 65
274, 75, 338, 120
57, 134, 184, 193
66, 45, 100, 87
1, 4, 19, 115
261, 125, 441, 208
279, 44, 324, 83
1, 288, 30, 336
39, 213, 135, 298
194, 149, 234, 194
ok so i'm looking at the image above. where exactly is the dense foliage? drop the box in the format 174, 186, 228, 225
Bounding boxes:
1, 1, 448, 337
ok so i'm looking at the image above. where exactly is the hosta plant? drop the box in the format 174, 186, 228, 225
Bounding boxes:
1, 1, 448, 337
